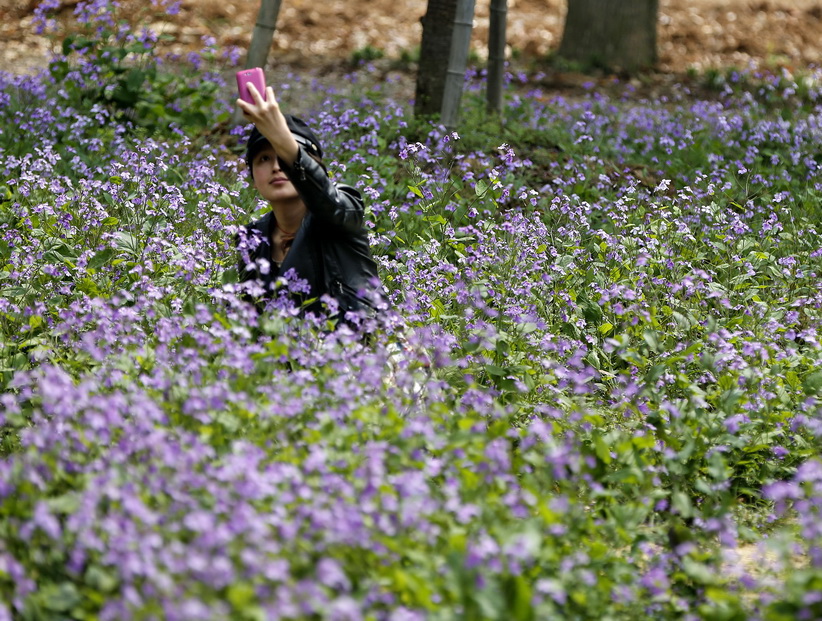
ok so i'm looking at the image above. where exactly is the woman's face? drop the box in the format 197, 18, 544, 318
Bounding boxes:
252, 145, 300, 205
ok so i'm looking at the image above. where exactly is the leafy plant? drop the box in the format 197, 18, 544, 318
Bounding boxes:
36, 0, 232, 132
1, 17, 822, 620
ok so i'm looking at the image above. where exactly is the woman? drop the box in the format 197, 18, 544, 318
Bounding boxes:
235, 82, 384, 324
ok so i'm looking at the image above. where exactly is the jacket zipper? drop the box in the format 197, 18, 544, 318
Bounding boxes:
292, 154, 307, 181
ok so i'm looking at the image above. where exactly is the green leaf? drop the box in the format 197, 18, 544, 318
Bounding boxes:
41, 582, 81, 612
116, 232, 140, 256
643, 329, 661, 352
424, 214, 447, 226
682, 557, 717, 585
76, 277, 101, 296
485, 364, 506, 378
48, 492, 80, 515
221, 267, 239, 284
227, 582, 256, 610
127, 69, 146, 92
671, 310, 692, 330
645, 364, 665, 384
595, 435, 612, 464
85, 565, 118, 593
803, 370, 822, 395
507, 574, 534, 621
671, 491, 693, 518
62, 34, 77, 56
88, 248, 116, 270
719, 388, 743, 413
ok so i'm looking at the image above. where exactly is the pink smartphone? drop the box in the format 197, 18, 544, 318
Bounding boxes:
236, 68, 266, 104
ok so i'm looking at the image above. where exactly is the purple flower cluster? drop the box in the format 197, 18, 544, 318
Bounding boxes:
2, 16, 822, 618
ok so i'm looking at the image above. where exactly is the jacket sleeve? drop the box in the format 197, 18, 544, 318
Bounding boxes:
281, 147, 365, 235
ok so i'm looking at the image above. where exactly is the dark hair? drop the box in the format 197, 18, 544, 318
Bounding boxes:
245, 115, 324, 178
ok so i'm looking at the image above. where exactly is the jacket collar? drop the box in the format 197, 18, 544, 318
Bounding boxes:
255, 210, 312, 275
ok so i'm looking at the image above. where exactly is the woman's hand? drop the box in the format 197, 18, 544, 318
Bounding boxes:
236, 83, 299, 166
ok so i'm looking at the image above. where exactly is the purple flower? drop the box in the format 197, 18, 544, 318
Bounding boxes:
724, 413, 749, 434
772, 446, 789, 460
640, 566, 670, 596
316, 558, 350, 592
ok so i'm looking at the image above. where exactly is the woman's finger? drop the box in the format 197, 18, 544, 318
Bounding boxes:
247, 82, 265, 105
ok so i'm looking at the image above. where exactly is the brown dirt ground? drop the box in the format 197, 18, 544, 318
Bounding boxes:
2, 0, 821, 79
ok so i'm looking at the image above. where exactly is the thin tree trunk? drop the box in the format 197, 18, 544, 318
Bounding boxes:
233, 0, 283, 125
415, 0, 459, 117
558, 0, 658, 73
486, 0, 507, 114
440, 0, 476, 129
246, 0, 284, 70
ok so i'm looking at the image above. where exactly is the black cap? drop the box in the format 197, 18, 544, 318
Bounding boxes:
245, 115, 323, 175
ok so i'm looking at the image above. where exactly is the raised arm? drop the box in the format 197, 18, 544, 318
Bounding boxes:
281, 149, 366, 234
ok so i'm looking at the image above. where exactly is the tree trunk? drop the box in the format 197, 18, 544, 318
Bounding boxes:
440, 0, 476, 129
245, 0, 284, 70
233, 0, 283, 125
486, 0, 507, 115
558, 0, 658, 73
415, 0, 459, 117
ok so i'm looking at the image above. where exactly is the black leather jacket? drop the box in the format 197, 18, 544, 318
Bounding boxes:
237, 146, 384, 317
